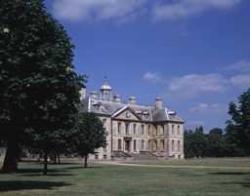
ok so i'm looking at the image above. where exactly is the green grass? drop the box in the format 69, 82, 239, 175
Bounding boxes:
0, 158, 250, 196
121, 157, 250, 167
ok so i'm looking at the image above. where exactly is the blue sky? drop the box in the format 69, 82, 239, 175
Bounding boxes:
46, 0, 250, 131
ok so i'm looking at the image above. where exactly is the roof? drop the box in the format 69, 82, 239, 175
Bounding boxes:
85, 97, 184, 123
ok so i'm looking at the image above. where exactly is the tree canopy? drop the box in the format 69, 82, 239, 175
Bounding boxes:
71, 113, 106, 168
225, 88, 250, 155
0, 0, 85, 173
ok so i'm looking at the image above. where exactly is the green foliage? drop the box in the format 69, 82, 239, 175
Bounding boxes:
70, 113, 106, 167
184, 126, 208, 158
225, 88, 250, 155
206, 128, 226, 157
0, 0, 86, 172
185, 89, 250, 158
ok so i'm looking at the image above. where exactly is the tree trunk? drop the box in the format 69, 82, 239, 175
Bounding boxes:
57, 153, 61, 164
2, 129, 19, 173
43, 152, 48, 175
84, 155, 88, 168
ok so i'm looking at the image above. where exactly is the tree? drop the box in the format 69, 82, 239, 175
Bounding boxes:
71, 113, 106, 168
0, 0, 85, 173
225, 88, 250, 156
206, 128, 225, 157
184, 126, 208, 158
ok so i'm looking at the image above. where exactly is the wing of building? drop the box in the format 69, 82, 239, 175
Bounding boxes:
81, 81, 184, 160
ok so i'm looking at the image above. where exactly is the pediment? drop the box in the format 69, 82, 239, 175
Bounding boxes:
112, 106, 141, 121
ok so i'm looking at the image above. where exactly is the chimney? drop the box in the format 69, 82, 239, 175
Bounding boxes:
113, 94, 121, 103
155, 97, 163, 110
129, 96, 136, 105
90, 91, 98, 99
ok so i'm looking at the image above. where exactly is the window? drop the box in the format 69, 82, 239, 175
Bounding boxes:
177, 140, 181, 152
172, 125, 175, 135
172, 140, 175, 151
177, 125, 180, 135
118, 122, 121, 135
141, 124, 145, 135
161, 140, 165, 151
133, 124, 137, 135
118, 139, 122, 150
125, 123, 130, 135
95, 154, 99, 160
148, 125, 151, 136
141, 140, 145, 150
133, 140, 136, 151
103, 155, 107, 159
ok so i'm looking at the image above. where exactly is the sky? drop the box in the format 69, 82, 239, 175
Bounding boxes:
45, 0, 250, 131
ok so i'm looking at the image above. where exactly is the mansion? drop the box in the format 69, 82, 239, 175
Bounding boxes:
81, 81, 184, 160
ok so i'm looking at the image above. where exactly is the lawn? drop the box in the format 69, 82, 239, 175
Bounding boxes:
0, 158, 250, 196
120, 157, 250, 168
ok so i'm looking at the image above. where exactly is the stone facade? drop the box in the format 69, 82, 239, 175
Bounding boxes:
82, 81, 184, 160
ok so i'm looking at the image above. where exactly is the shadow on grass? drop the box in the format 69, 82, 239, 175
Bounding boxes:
211, 171, 250, 175
221, 179, 250, 188
210, 172, 250, 188
20, 173, 74, 177
0, 181, 71, 192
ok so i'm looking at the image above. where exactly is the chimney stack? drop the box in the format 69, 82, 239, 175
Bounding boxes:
155, 97, 163, 110
113, 94, 121, 103
129, 96, 136, 105
90, 91, 98, 99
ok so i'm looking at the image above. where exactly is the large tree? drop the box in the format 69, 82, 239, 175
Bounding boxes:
0, 0, 85, 172
184, 126, 208, 158
71, 113, 106, 168
206, 128, 225, 157
225, 88, 250, 156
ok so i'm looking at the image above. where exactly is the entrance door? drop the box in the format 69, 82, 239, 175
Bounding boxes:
125, 140, 130, 152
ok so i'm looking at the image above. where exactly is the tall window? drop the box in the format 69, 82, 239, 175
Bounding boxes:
133, 124, 137, 135
118, 122, 121, 135
161, 140, 165, 151
177, 125, 180, 135
172, 140, 175, 151
141, 140, 145, 150
148, 125, 151, 136
118, 139, 122, 150
177, 140, 181, 152
125, 123, 130, 135
141, 124, 145, 135
133, 140, 136, 151
172, 124, 175, 135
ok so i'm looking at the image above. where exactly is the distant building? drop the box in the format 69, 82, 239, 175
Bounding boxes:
81, 81, 184, 160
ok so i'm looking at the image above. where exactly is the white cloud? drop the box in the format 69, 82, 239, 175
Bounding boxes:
52, 0, 146, 22
143, 72, 162, 83
230, 74, 250, 89
168, 74, 228, 98
189, 103, 225, 113
153, 0, 241, 21
225, 60, 250, 73
52, 0, 241, 22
